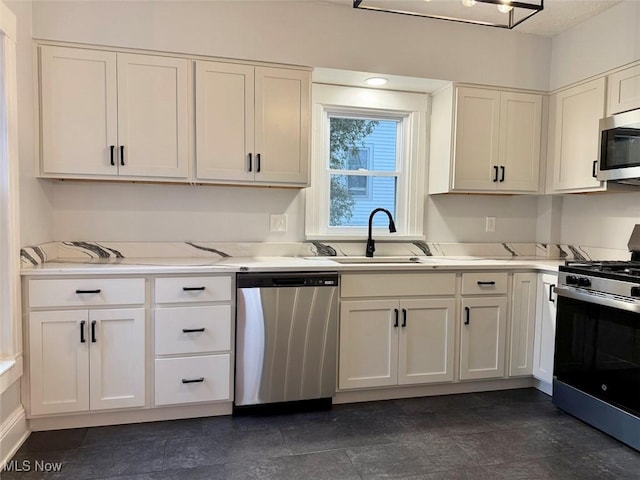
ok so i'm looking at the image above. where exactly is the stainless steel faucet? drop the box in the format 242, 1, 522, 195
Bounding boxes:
366, 208, 397, 257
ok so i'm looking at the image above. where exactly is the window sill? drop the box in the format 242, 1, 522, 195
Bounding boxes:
306, 234, 426, 242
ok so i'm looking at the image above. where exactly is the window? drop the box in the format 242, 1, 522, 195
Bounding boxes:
306, 84, 427, 239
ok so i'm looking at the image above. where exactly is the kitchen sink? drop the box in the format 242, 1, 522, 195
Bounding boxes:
331, 256, 425, 264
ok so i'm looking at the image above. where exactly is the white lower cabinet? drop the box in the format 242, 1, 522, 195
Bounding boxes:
29, 307, 145, 415
509, 273, 537, 377
339, 298, 456, 390
533, 273, 558, 393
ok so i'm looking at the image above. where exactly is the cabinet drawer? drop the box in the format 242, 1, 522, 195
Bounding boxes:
461, 272, 508, 295
155, 305, 231, 355
341, 273, 456, 298
155, 276, 231, 304
29, 278, 145, 308
154, 355, 230, 405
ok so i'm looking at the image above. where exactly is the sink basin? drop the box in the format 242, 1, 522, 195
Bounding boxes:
332, 256, 425, 264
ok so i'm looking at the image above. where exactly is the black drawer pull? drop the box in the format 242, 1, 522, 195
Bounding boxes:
182, 328, 205, 333
183, 286, 206, 292
402, 308, 407, 327
91, 320, 97, 343
549, 284, 556, 303
464, 307, 470, 325
76, 289, 101, 294
592, 160, 598, 178
110, 145, 115, 166
476, 281, 496, 286
80, 320, 86, 343
120, 145, 125, 166
181, 377, 205, 384
394, 308, 399, 328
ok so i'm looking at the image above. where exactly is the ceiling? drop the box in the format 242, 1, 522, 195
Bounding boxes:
320, 0, 621, 37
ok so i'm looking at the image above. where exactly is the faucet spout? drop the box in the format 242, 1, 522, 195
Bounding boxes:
366, 208, 397, 257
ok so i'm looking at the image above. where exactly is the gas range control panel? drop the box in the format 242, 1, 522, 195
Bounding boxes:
564, 275, 592, 287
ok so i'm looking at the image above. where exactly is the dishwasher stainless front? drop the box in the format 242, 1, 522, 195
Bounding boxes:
234, 272, 339, 409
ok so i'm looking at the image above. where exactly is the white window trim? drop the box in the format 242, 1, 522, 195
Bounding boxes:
0, 0, 22, 391
306, 83, 428, 241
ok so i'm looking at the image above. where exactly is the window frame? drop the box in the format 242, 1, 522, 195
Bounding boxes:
306, 83, 427, 240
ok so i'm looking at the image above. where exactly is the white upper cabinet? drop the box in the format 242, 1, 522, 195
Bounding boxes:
547, 78, 606, 193
195, 62, 310, 186
429, 85, 542, 194
39, 46, 189, 180
607, 63, 640, 116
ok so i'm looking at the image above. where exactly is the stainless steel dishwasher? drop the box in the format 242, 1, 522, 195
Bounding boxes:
234, 272, 339, 410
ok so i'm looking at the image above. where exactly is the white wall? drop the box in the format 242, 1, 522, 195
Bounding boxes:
19, 0, 552, 244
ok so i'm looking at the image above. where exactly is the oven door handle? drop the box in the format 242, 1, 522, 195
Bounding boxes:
554, 286, 640, 314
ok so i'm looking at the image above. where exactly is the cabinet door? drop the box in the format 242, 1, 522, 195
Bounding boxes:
607, 64, 640, 116
40, 46, 118, 176
116, 53, 189, 179
509, 273, 537, 377
549, 78, 606, 192
398, 298, 456, 385
195, 61, 255, 182
339, 300, 399, 389
533, 273, 557, 392
452, 87, 500, 191
459, 297, 507, 380
89, 308, 145, 410
254, 67, 310, 185
29, 310, 90, 415
499, 92, 541, 192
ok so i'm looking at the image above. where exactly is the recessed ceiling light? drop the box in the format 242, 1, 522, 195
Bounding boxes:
365, 77, 388, 86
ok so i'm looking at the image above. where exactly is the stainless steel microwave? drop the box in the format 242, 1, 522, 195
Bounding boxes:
598, 108, 640, 185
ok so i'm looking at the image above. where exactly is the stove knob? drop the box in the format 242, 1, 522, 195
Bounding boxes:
565, 275, 579, 285
576, 277, 592, 287
631, 286, 640, 298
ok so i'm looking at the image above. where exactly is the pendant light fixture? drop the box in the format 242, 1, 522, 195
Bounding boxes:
353, 0, 543, 29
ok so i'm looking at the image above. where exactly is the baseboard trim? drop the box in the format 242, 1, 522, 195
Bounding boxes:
0, 406, 29, 466
28, 402, 233, 431
333, 377, 535, 404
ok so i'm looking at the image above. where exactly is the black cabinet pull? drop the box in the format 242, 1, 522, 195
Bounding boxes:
76, 289, 101, 294
110, 145, 115, 166
592, 160, 598, 178
183, 286, 206, 291
248, 153, 253, 172
182, 327, 206, 333
549, 284, 556, 303
477, 281, 496, 286
493, 165, 499, 182
91, 320, 97, 343
120, 145, 125, 166
256, 153, 261, 173
181, 377, 205, 384
500, 166, 505, 182
464, 307, 470, 325
402, 308, 407, 327
80, 320, 86, 343
394, 308, 399, 328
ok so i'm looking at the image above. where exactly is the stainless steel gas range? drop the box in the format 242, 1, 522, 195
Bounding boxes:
553, 226, 640, 451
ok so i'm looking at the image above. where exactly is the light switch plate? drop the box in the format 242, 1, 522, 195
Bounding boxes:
270, 214, 288, 233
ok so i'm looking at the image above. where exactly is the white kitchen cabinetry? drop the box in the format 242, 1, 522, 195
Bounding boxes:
459, 272, 508, 381
533, 273, 557, 395
509, 273, 537, 377
195, 61, 310, 186
429, 85, 541, 194
27, 278, 146, 416
607, 63, 640, 115
547, 78, 606, 193
339, 273, 456, 390
153, 275, 233, 406
39, 45, 189, 180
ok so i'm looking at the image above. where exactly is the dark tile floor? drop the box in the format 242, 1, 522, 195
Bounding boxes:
3, 388, 640, 479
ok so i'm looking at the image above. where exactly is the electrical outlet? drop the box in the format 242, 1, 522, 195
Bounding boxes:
270, 214, 288, 233
486, 216, 496, 233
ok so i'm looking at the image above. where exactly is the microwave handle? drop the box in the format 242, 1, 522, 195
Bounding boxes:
592, 160, 598, 178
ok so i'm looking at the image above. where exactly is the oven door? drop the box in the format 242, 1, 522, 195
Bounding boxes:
554, 287, 640, 418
